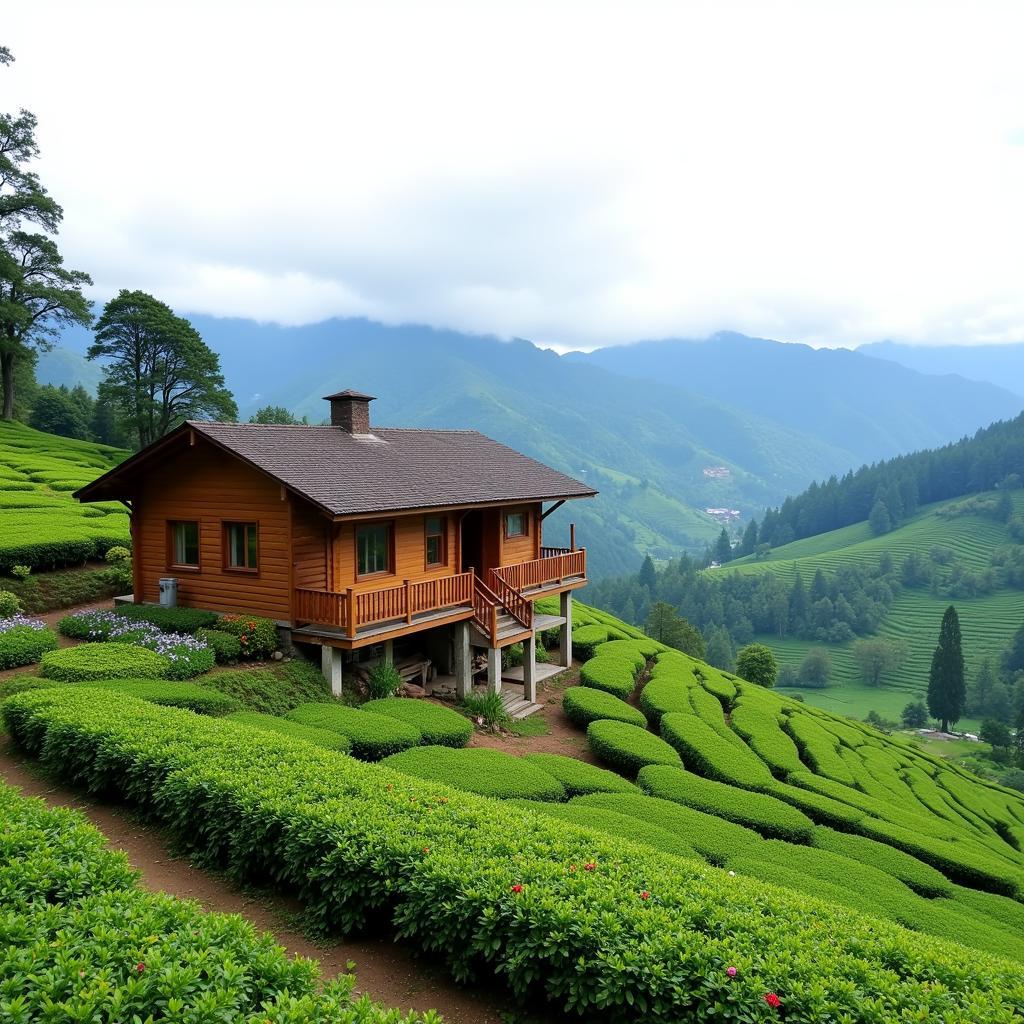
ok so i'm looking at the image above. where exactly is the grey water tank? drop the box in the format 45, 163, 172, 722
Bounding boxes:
158, 577, 178, 608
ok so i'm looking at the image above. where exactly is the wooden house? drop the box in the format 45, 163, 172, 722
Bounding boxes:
76, 390, 596, 704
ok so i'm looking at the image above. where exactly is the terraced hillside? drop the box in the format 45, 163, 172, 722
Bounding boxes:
0, 420, 129, 572
719, 492, 1024, 721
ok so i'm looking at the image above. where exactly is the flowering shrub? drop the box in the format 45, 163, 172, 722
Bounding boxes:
0, 614, 59, 668
0, 780, 434, 1022
56, 609, 213, 678
5, 688, 1024, 1024
218, 613, 279, 657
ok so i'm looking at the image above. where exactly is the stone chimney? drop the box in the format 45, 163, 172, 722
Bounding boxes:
323, 389, 375, 434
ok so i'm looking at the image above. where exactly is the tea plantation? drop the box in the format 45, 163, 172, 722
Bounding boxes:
0, 419, 130, 572
4, 596, 1024, 1021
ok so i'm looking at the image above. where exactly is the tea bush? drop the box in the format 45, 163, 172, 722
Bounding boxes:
523, 753, 638, 797
5, 689, 1024, 1023
382, 746, 566, 801
218, 613, 279, 656
195, 626, 242, 663
729, 703, 805, 777
570, 623, 608, 660
659, 713, 775, 790
0, 615, 59, 668
579, 645, 645, 699
638, 675, 696, 725
637, 765, 815, 843
784, 713, 858, 786
287, 702, 421, 759
562, 685, 646, 728
113, 603, 220, 633
587, 719, 682, 775
40, 641, 170, 681
227, 711, 353, 753
204, 662, 332, 715
362, 698, 472, 748
0, 779, 433, 1022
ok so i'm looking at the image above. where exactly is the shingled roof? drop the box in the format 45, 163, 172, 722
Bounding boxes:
76, 420, 596, 516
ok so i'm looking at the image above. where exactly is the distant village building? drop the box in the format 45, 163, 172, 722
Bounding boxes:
705, 507, 742, 524
702, 466, 731, 479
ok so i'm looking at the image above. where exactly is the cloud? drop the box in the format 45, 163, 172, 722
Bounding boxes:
5, 0, 1024, 349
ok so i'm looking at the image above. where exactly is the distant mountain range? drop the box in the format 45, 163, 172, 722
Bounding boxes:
859, 340, 1024, 398
44, 321, 1024, 577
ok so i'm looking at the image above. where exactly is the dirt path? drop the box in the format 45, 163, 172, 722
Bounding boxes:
0, 738, 519, 1024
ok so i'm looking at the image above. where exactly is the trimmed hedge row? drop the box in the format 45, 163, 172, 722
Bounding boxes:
0, 780, 431, 1022
382, 746, 566, 801
729, 703, 805, 777
659, 713, 774, 791
637, 765, 815, 843
362, 697, 472, 748
5, 689, 1024, 1023
586, 719, 682, 775
40, 641, 170, 681
75, 678, 241, 716
562, 685, 647, 728
687, 684, 749, 751
523, 753, 638, 797
287, 702, 421, 760
569, 623, 609, 660
578, 643, 646, 700
111, 603, 221, 633
227, 711, 353, 753
784, 713, 858, 786
195, 626, 243, 663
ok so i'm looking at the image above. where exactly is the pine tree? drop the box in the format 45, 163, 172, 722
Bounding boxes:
739, 519, 759, 556
868, 499, 892, 536
927, 605, 966, 733
788, 571, 808, 635
713, 528, 732, 564
638, 554, 657, 591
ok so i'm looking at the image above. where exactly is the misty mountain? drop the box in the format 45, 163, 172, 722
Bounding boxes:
860, 340, 1024, 398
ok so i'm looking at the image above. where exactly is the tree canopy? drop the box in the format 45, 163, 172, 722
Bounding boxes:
736, 643, 777, 689
927, 605, 966, 733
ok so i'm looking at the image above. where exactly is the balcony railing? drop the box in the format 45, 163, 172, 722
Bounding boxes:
294, 571, 475, 638
492, 548, 586, 593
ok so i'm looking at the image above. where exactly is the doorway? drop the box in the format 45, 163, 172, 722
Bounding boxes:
460, 510, 484, 574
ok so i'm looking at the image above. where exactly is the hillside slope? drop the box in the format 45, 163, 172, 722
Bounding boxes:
719, 492, 1024, 720
862, 339, 1024, 398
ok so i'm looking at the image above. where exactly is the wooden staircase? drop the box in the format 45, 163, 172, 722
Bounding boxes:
500, 689, 544, 720
471, 573, 534, 648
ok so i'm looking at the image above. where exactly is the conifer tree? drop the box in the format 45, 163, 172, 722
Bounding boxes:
638, 554, 657, 591
927, 605, 966, 733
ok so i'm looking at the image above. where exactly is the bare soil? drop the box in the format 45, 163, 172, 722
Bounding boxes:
0, 738, 519, 1023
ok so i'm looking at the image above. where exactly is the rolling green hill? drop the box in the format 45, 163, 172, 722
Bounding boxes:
720, 493, 1024, 724
0, 420, 129, 573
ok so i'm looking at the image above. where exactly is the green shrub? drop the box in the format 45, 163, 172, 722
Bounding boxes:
367, 661, 403, 699
562, 685, 646, 728
698, 669, 736, 701
40, 642, 170, 681
0, 780, 425, 1022
638, 674, 695, 725
196, 626, 242, 663
72, 679, 241, 715
523, 753, 638, 797
363, 698, 472, 747
104, 544, 131, 562
730, 703, 805, 776
637, 765, 815, 842
521, 801, 698, 860
203, 662, 331, 715
113, 603, 220, 634
784, 712, 858, 786
0, 676, 55, 698
0, 619, 59, 669
217, 613, 279, 656
0, 589, 21, 616
570, 623, 608, 660
12, 563, 31, 580
659, 713, 775, 790
5, 688, 1024, 1023
227, 711, 352, 753
382, 746, 566, 801
578, 646, 645, 699
461, 690, 508, 728
587, 719, 682, 775
287, 702, 421, 760
4, 564, 126, 614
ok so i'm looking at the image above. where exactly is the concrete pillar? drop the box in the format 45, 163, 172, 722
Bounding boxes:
453, 621, 472, 699
486, 646, 502, 694
558, 590, 573, 667
523, 631, 537, 704
383, 639, 395, 665
321, 644, 343, 697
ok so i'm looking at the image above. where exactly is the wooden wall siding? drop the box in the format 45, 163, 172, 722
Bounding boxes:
292, 500, 330, 592
499, 504, 540, 566
332, 514, 458, 592
135, 442, 291, 619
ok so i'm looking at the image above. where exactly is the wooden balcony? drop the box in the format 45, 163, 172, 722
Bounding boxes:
491, 548, 587, 596
293, 571, 475, 643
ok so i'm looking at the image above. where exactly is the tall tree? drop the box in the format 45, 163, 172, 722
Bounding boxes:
704, 623, 735, 671
0, 48, 91, 419
713, 528, 732, 564
735, 643, 778, 689
1015, 706, 1024, 767
852, 637, 908, 687
249, 404, 301, 424
28, 383, 90, 439
738, 518, 759, 557
88, 290, 237, 448
645, 601, 705, 658
927, 605, 966, 733
638, 554, 657, 591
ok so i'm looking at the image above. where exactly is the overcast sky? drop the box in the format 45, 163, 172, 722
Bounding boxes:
4, 1, 1024, 350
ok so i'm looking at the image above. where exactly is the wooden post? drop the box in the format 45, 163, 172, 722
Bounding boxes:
523, 631, 537, 704
346, 587, 356, 638
405, 579, 413, 623
570, 522, 576, 552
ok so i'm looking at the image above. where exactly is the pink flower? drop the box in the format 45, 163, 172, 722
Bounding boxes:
726, 966, 737, 978
584, 862, 596, 872
422, 846, 430, 854
511, 883, 523, 893
764, 992, 782, 1009
639, 890, 650, 900
136, 962, 146, 973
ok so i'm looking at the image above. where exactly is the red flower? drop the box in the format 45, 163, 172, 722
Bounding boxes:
247, 621, 256, 629
763, 992, 782, 1009
639, 890, 650, 900
584, 862, 596, 871
136, 962, 146, 973
511, 883, 523, 893
422, 846, 430, 854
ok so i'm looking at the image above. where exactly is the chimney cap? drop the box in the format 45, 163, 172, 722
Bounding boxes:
322, 388, 375, 401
